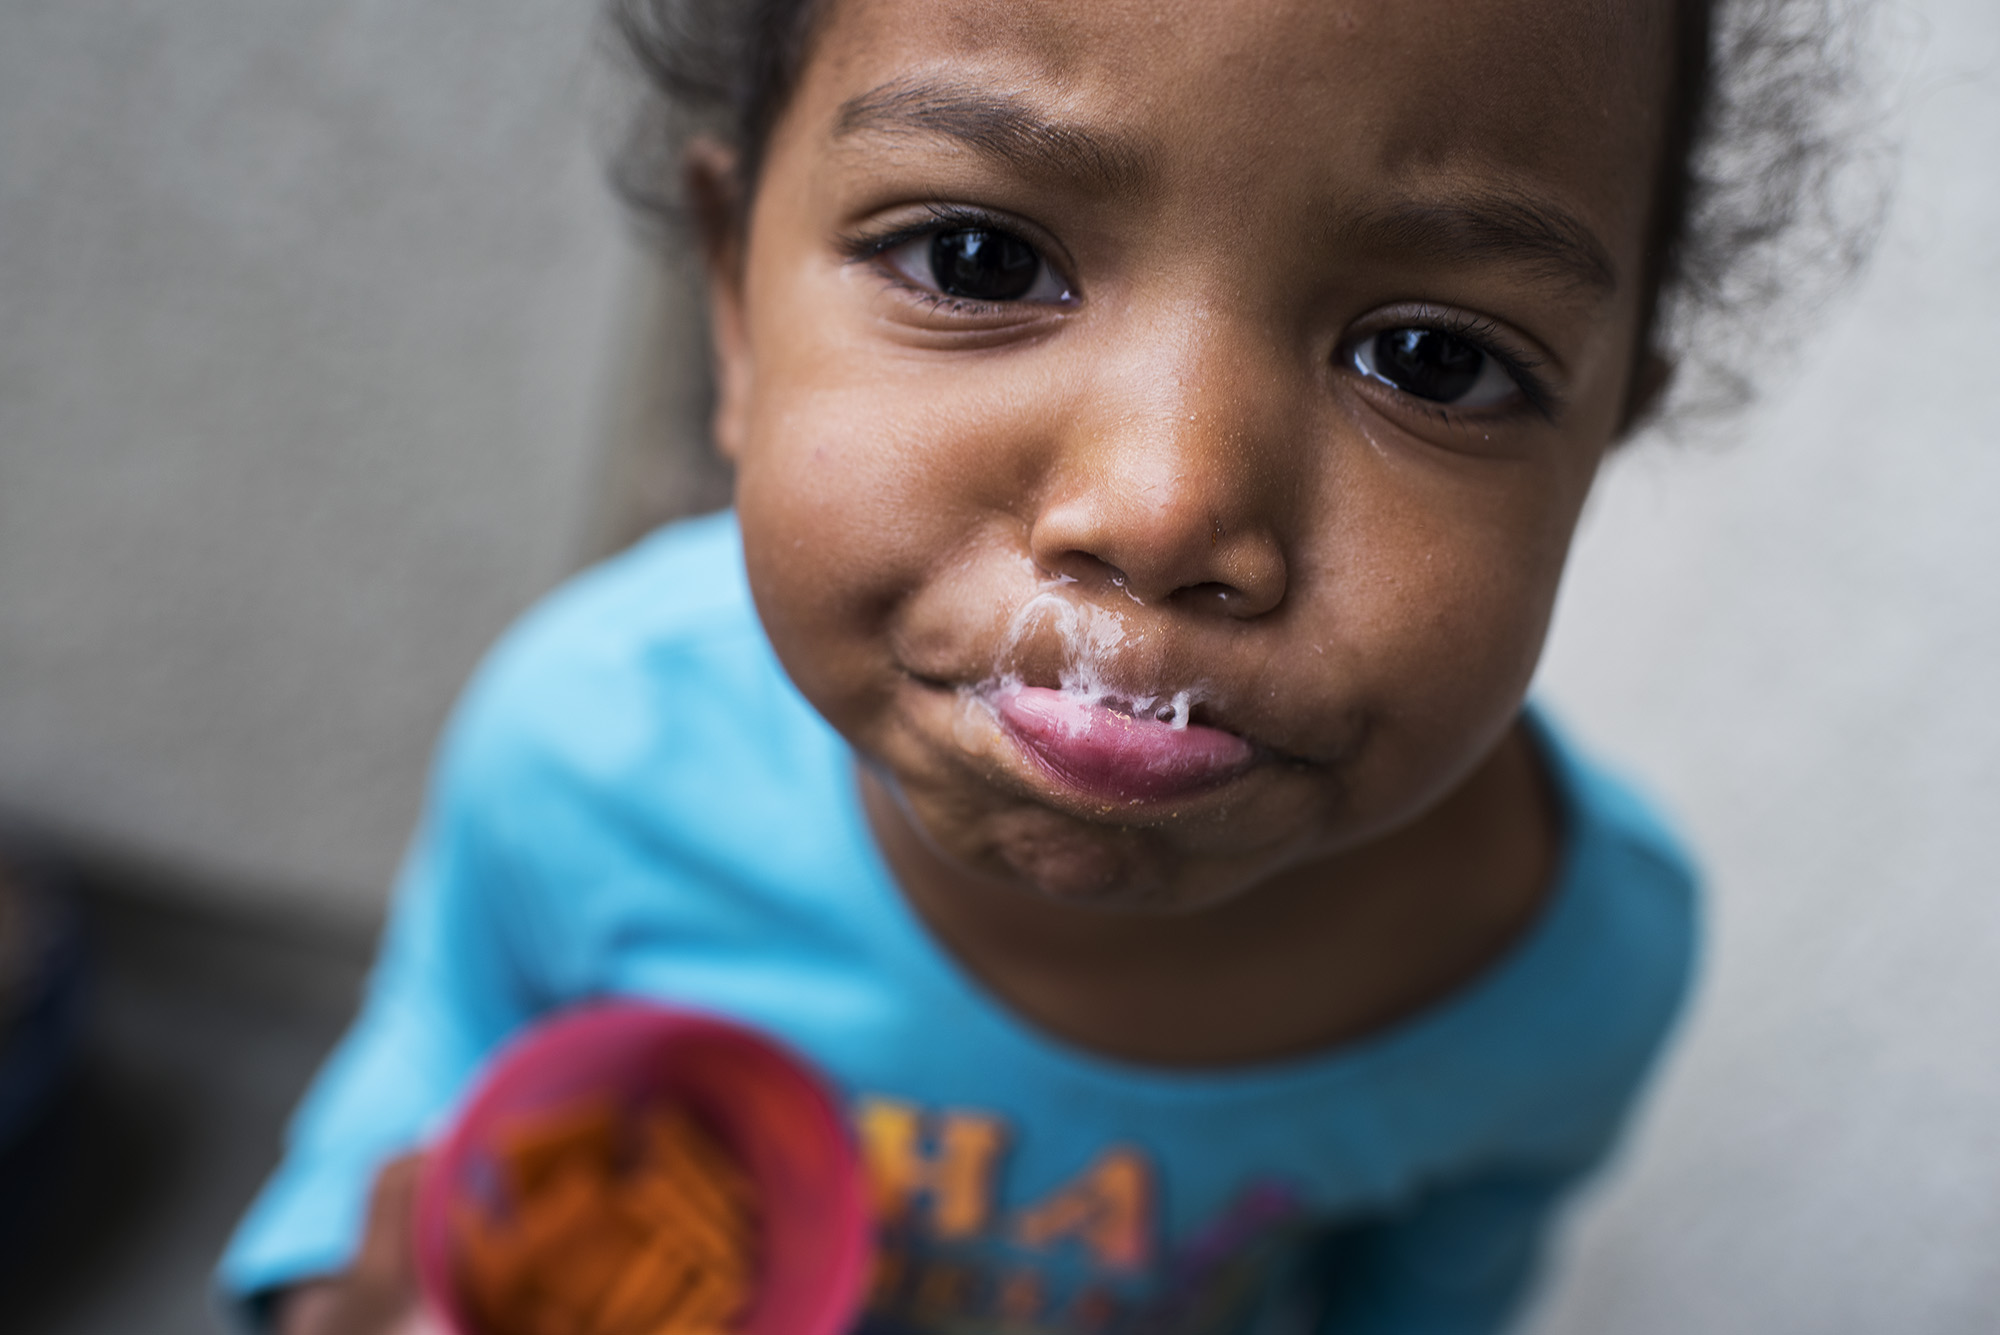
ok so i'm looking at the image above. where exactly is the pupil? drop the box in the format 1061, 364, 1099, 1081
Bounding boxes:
930, 228, 1040, 301
1374, 329, 1485, 403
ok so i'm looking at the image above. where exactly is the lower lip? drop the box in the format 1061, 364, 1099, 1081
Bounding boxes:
992, 685, 1255, 804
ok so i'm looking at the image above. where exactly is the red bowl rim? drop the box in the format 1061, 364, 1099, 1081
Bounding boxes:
412, 999, 873, 1335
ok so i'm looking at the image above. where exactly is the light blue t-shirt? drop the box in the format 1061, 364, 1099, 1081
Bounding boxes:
221, 511, 1697, 1335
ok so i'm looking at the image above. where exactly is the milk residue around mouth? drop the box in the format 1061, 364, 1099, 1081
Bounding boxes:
958, 573, 1206, 737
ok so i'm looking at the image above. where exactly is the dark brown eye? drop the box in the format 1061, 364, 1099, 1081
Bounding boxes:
1354, 328, 1518, 408
929, 228, 1041, 301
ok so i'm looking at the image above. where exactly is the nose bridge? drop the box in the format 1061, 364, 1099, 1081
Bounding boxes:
1030, 307, 1292, 614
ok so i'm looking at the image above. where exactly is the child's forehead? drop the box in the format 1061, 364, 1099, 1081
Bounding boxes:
794, 0, 1675, 268
810, 0, 1675, 127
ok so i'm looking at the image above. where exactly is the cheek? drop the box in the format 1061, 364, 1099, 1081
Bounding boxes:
731, 336, 1049, 722
1341, 494, 1564, 684
1299, 452, 1582, 810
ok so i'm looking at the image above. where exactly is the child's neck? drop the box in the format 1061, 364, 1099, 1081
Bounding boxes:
861, 720, 1559, 1069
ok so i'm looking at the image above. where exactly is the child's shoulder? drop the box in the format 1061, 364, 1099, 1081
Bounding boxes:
1534, 708, 1699, 908
493, 510, 759, 673
435, 511, 818, 802
1356, 712, 1700, 1168
1522, 707, 1701, 1069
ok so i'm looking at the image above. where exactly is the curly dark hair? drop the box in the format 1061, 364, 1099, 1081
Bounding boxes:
603, 0, 1886, 432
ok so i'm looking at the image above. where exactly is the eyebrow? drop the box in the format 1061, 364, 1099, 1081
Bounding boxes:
835, 78, 1617, 299
833, 77, 1153, 197
1354, 192, 1619, 298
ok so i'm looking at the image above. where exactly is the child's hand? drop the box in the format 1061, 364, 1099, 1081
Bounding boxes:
277, 1152, 442, 1335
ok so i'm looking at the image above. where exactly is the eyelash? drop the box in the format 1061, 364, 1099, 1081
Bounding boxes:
839, 214, 1560, 421
1366, 307, 1560, 422
838, 204, 1069, 316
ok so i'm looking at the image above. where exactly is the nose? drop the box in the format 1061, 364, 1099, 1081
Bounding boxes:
1027, 331, 1290, 619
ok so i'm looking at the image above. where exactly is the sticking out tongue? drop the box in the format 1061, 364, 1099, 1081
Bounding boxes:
994, 685, 1255, 803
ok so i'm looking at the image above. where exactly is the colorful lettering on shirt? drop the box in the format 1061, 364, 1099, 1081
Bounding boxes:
857, 1098, 1009, 1240
856, 1096, 1179, 1331
1015, 1148, 1154, 1271
851, 1097, 1329, 1333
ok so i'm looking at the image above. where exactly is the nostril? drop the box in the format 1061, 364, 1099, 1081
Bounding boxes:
1172, 582, 1260, 617
1047, 551, 1128, 589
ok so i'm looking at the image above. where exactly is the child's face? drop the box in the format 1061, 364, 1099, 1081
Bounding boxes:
712, 0, 1673, 911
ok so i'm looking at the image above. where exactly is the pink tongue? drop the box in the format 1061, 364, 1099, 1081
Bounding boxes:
995, 686, 1254, 802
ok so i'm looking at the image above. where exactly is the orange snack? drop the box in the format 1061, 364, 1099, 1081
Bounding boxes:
453, 1098, 759, 1335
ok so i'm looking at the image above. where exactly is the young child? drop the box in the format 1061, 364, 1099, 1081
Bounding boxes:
221, 0, 1826, 1329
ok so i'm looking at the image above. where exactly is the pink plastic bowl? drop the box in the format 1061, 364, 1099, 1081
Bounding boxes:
415, 1000, 873, 1335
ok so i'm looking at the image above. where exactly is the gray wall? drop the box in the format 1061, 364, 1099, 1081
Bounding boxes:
3, 1, 1997, 1329
1528, 0, 2000, 1327
0, 0, 639, 918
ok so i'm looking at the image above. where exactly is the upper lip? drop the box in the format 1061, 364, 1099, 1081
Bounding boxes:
890, 581, 1359, 762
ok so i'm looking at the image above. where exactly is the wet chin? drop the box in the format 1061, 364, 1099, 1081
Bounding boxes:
946, 800, 1228, 912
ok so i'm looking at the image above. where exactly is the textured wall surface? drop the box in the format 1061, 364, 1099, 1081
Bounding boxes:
0, 0, 635, 917
1526, 0, 2000, 1328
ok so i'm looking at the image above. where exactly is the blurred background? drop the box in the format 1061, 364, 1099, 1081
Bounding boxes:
0, 0, 1995, 1331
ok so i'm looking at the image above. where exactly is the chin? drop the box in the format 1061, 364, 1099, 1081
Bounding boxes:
981, 811, 1224, 914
